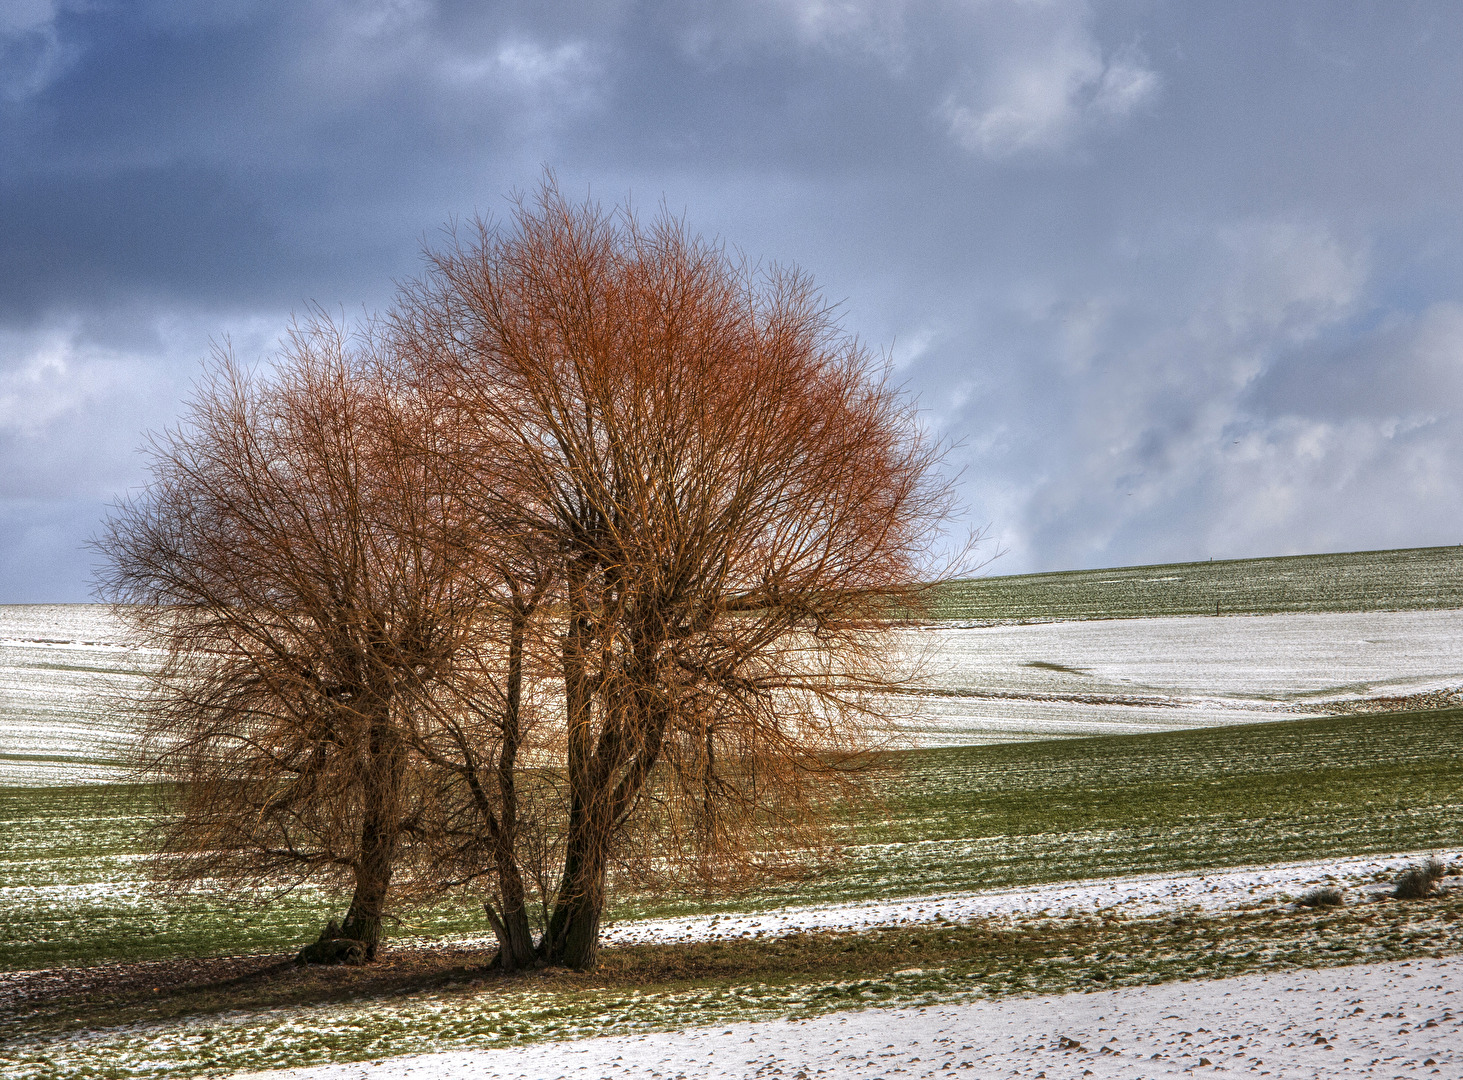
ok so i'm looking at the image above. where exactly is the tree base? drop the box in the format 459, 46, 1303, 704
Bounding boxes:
296, 919, 369, 966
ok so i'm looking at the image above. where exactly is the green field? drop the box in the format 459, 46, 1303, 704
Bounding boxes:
5, 709, 1460, 971
926, 545, 1463, 621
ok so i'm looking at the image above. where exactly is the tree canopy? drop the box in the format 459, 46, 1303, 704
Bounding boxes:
98, 181, 960, 971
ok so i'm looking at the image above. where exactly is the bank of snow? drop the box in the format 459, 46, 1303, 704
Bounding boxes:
435, 849, 1456, 951
240, 955, 1461, 1080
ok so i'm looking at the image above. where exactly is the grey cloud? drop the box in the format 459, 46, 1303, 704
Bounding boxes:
0, 167, 280, 319
5, 0, 1463, 599
0, 1, 607, 315
1251, 302, 1463, 422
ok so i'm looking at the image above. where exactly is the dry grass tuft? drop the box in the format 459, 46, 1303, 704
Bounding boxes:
1393, 858, 1446, 900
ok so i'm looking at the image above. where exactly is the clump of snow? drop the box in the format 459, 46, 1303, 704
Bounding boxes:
238, 955, 1461, 1079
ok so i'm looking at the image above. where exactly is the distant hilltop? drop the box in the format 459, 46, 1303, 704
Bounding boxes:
926, 546, 1463, 623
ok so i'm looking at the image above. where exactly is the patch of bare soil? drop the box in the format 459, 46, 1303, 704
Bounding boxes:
1318, 688, 1463, 715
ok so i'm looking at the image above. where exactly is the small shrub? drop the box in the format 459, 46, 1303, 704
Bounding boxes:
1298, 886, 1344, 908
1393, 858, 1446, 900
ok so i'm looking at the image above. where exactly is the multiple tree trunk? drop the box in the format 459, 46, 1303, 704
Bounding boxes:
98, 179, 959, 972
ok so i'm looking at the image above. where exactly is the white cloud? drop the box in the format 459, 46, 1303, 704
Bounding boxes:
1, 341, 78, 440
1091, 46, 1161, 118
671, 0, 912, 67
1181, 285, 1463, 560
340, 0, 434, 40
1205, 412, 1462, 556
0, 311, 283, 499
942, 7, 1160, 160
777, 0, 911, 57
0, 0, 78, 101
948, 217, 1384, 569
1212, 219, 1367, 345
672, 0, 1158, 155
430, 36, 601, 137
888, 325, 938, 370
0, 326, 153, 443
484, 39, 591, 93
1399, 301, 1463, 399
0, 0, 59, 37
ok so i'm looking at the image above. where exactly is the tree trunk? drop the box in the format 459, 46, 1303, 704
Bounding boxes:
341, 818, 393, 960
545, 893, 603, 970
542, 594, 610, 970
488, 607, 537, 970
542, 817, 609, 970
485, 811, 536, 968
485, 862, 537, 970
339, 705, 404, 961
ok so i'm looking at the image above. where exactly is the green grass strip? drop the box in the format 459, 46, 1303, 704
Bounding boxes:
926, 544, 1463, 620
628, 709, 1463, 917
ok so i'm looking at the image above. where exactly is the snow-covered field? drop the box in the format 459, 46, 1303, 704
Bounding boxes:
0, 605, 152, 785
5, 605, 1463, 783
242, 955, 1461, 1079
4, 850, 1455, 1079
890, 608, 1463, 746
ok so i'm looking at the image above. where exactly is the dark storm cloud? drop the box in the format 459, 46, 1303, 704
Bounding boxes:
0, 1, 608, 317
4, 0, 1463, 599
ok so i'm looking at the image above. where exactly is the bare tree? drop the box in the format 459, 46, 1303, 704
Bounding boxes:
95, 184, 960, 975
390, 181, 959, 970
95, 314, 485, 961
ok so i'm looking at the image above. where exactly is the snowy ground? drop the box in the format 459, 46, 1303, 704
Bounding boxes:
240, 955, 1461, 1079
890, 608, 1463, 746
0, 605, 152, 785
425, 849, 1460, 952
6, 605, 1463, 783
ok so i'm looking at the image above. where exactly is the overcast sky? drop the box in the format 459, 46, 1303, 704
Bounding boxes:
3, 1, 1463, 601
